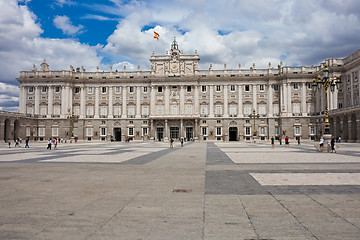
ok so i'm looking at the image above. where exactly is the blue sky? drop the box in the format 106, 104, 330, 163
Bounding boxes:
0, 0, 360, 111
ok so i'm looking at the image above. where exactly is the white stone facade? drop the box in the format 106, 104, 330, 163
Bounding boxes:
13, 39, 360, 142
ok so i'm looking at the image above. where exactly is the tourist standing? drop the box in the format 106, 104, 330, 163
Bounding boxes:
47, 138, 52, 150
25, 138, 29, 148
181, 138, 184, 147
330, 135, 336, 153
8, 138, 11, 148
271, 136, 275, 149
319, 137, 324, 152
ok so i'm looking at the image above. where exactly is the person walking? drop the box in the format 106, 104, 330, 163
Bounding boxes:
330, 135, 336, 153
297, 137, 301, 145
271, 136, 275, 149
47, 138, 52, 150
25, 138, 29, 148
170, 138, 174, 148
181, 138, 184, 147
53, 138, 57, 149
319, 136, 324, 152
8, 138, 11, 148
285, 136, 289, 147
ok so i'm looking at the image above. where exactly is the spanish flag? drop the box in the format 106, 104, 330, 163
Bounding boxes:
154, 31, 159, 40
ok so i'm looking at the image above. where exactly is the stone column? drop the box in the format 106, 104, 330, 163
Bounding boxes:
209, 85, 214, 117
301, 82, 307, 116
194, 85, 199, 115
150, 86, 155, 116
268, 84, 273, 117
150, 119, 154, 139
19, 86, 25, 114
180, 119, 184, 138
280, 83, 285, 114
334, 87, 339, 110
238, 84, 243, 117
194, 119, 198, 140
95, 87, 99, 118
164, 119, 168, 140
287, 83, 291, 116
122, 86, 127, 118
108, 87, 113, 118
180, 85, 185, 115
136, 86, 141, 118
47, 86, 53, 118
252, 85, 257, 112
61, 86, 66, 117
165, 85, 170, 115
68, 86, 72, 114
223, 85, 229, 117
80, 86, 85, 118
34, 86, 40, 115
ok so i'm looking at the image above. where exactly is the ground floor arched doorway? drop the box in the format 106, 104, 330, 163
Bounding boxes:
4, 119, 10, 142
229, 127, 238, 141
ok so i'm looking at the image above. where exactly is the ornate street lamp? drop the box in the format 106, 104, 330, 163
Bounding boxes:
249, 109, 260, 137
312, 64, 342, 135
67, 109, 79, 138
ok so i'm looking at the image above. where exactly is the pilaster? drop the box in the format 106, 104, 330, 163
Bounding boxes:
108, 87, 113, 118
223, 85, 229, 117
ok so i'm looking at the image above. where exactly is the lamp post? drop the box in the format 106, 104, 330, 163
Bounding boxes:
67, 109, 78, 139
249, 109, 260, 142
312, 64, 342, 137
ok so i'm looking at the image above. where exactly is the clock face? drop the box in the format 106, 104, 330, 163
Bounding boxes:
171, 63, 178, 72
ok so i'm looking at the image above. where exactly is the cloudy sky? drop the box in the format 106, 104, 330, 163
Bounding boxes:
1, 0, 359, 111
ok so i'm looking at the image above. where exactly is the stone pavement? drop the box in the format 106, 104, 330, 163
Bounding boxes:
0, 140, 360, 239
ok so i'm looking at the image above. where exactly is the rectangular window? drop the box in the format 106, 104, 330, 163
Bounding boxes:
128, 106, 135, 117
260, 127, 266, 135
142, 106, 149, 117
115, 87, 120, 93
102, 87, 107, 93
158, 86, 163, 92
88, 87, 93, 94
294, 126, 301, 135
143, 86, 148, 93
259, 85, 265, 91
216, 127, 222, 136
142, 128, 148, 136
86, 128, 93, 137
216, 85, 221, 92
114, 106, 121, 117
55, 86, 60, 93
28, 86, 34, 93
187, 86, 192, 92
26, 127, 31, 137
230, 85, 235, 91
275, 127, 280, 136
38, 127, 45, 137
52, 127, 59, 137
310, 126, 316, 135
274, 85, 279, 91
202, 127, 207, 136
42, 86, 47, 93
245, 85, 250, 92
40, 106, 47, 116
245, 127, 251, 135
100, 106, 107, 116
75, 87, 80, 93
128, 128, 134, 136
86, 106, 94, 116
294, 83, 299, 89
129, 86, 134, 93
215, 105, 222, 116
101, 127, 106, 136
202, 86, 207, 92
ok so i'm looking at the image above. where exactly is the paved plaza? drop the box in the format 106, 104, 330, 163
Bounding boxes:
1, 140, 360, 240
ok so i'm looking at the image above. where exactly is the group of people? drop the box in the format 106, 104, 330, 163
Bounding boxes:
8, 138, 30, 148
319, 135, 338, 153
270, 136, 292, 148
169, 138, 184, 148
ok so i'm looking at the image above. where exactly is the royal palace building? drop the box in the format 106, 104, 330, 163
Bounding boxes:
1, 39, 360, 142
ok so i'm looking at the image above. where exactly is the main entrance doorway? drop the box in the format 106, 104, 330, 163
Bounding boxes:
186, 127, 193, 140
170, 127, 179, 139
157, 127, 164, 141
114, 128, 122, 141
229, 127, 238, 141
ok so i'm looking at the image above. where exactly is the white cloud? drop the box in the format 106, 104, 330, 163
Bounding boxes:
54, 0, 75, 7
0, 0, 102, 111
53, 15, 84, 35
